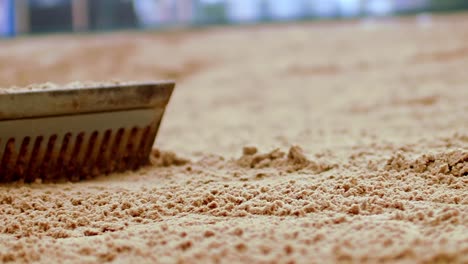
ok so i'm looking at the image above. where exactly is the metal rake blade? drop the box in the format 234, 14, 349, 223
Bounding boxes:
0, 81, 175, 182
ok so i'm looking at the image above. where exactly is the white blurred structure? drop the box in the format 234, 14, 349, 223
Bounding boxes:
337, 0, 361, 17
227, 0, 261, 23
308, 0, 338, 17
416, 12, 432, 28
176, 0, 194, 23
365, 0, 394, 16
0, 0, 8, 36
133, 0, 194, 27
71, 0, 88, 31
0, 0, 15, 37
133, 0, 161, 27
268, 0, 303, 20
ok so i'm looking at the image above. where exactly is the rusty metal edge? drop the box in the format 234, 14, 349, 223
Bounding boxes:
0, 81, 175, 120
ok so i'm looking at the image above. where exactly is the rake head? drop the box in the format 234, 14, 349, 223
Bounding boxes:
0, 81, 175, 183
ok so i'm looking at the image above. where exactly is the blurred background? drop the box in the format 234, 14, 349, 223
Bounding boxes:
1, 0, 468, 37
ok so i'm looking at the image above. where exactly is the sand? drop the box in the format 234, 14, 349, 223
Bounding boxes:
0, 14, 467, 263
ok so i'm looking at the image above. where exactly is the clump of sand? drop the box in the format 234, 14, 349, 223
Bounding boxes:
236, 145, 336, 173
386, 149, 467, 177
150, 149, 190, 167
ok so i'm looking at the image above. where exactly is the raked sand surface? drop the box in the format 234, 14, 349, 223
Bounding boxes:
0, 14, 467, 263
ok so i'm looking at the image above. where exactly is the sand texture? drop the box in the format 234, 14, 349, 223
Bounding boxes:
0, 14, 467, 263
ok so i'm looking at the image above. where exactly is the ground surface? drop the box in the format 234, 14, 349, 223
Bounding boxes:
0, 14, 467, 263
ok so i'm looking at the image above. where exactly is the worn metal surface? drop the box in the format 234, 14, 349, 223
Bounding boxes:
0, 81, 174, 182
0, 81, 174, 120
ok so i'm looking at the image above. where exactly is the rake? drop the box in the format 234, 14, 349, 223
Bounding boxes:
0, 81, 175, 182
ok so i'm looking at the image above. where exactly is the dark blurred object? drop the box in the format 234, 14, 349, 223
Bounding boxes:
429, 0, 468, 12
29, 0, 138, 33
195, 0, 227, 24
89, 0, 138, 30
29, 0, 72, 32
